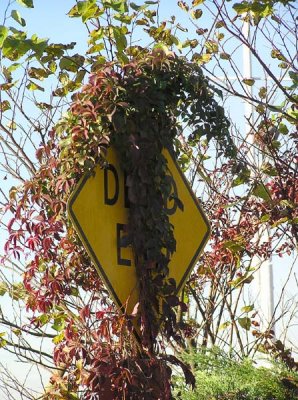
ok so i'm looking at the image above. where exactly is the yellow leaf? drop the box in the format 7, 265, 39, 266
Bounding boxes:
192, 0, 204, 6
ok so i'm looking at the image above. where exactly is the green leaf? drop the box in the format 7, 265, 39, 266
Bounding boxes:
205, 40, 218, 54
11, 10, 26, 27
229, 274, 254, 288
114, 13, 134, 23
0, 26, 9, 47
70, 286, 79, 296
271, 216, 288, 227
69, 0, 100, 22
223, 240, 245, 253
271, 49, 286, 61
271, 140, 281, 149
191, 9, 203, 19
113, 27, 127, 53
7, 62, 21, 72
136, 18, 149, 26
280, 199, 294, 209
220, 52, 230, 60
258, 86, 267, 99
241, 304, 254, 313
0, 100, 11, 112
130, 2, 148, 11
52, 331, 65, 344
36, 102, 53, 110
17, 0, 34, 8
233, 2, 250, 14
59, 72, 70, 85
60, 54, 85, 72
0, 82, 14, 90
192, 53, 212, 65
260, 214, 270, 222
256, 104, 265, 114
251, 2, 273, 17
75, 69, 87, 84
9, 28, 26, 39
29, 35, 48, 57
59, 137, 72, 149
52, 87, 68, 97
215, 20, 225, 28
219, 321, 231, 330
2, 66, 12, 81
10, 282, 26, 300
0, 282, 8, 296
61, 392, 79, 400
0, 333, 7, 348
28, 67, 51, 80
37, 314, 50, 326
289, 70, 298, 88
145, 8, 157, 24
52, 318, 65, 332
26, 80, 44, 91
2, 36, 29, 60
4, 33, 47, 61
238, 317, 251, 330
116, 50, 129, 64
242, 78, 255, 86
48, 61, 57, 73
6, 121, 17, 130
252, 182, 271, 202
12, 328, 22, 336
2, 66, 12, 83
91, 56, 107, 71
108, 0, 128, 13
278, 123, 289, 135
68, 4, 80, 17
44, 42, 75, 59
278, 62, 288, 69
232, 168, 250, 187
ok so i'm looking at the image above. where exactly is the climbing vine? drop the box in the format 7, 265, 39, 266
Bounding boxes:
60, 48, 235, 347
4, 49, 235, 399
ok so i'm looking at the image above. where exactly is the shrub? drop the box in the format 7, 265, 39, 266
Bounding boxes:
173, 347, 298, 400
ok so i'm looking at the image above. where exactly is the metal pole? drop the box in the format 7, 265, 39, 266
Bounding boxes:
242, 20, 275, 333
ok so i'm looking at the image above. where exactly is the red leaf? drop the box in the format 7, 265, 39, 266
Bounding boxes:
79, 305, 91, 321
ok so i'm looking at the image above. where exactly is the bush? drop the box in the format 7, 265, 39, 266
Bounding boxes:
173, 347, 298, 400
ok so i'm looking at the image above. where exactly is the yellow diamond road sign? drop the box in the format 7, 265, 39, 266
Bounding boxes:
68, 147, 210, 314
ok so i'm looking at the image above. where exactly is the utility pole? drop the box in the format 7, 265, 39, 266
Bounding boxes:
242, 20, 275, 333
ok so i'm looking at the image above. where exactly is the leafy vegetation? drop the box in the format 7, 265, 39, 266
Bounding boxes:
174, 348, 298, 400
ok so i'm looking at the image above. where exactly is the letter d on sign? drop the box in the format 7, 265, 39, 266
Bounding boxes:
104, 164, 119, 205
